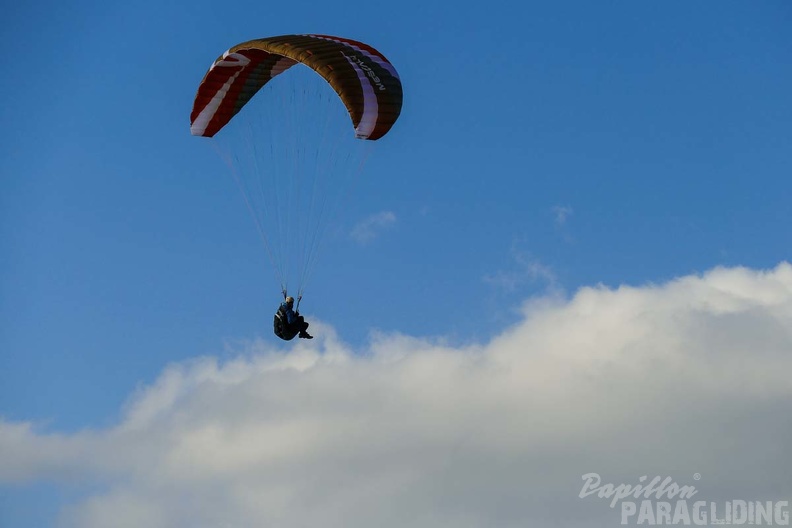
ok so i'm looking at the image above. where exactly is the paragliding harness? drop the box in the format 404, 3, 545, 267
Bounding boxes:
273, 307, 298, 341
273, 293, 302, 341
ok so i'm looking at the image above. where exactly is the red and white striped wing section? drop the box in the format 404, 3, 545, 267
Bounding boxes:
190, 49, 297, 137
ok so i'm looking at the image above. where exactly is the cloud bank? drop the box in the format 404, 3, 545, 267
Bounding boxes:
2, 263, 791, 527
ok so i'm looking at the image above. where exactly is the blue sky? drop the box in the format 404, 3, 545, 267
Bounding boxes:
2, 1, 791, 526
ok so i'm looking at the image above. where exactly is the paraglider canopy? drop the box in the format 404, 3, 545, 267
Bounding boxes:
191, 34, 403, 140
190, 34, 403, 299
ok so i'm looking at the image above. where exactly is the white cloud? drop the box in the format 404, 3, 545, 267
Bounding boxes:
552, 205, 575, 243
553, 204, 573, 226
2, 263, 792, 527
484, 246, 558, 292
350, 211, 396, 244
